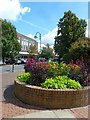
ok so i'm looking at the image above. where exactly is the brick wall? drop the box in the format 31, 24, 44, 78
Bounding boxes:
14, 80, 90, 109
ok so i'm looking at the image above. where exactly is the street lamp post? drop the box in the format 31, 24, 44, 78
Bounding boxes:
34, 32, 41, 52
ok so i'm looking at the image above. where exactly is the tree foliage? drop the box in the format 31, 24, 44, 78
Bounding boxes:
39, 44, 54, 60
54, 10, 87, 59
28, 44, 38, 56
63, 39, 90, 63
1, 19, 21, 63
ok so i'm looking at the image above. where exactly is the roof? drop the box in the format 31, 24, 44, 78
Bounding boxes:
17, 32, 38, 43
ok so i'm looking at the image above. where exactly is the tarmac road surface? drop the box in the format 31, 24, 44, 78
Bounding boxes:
0, 64, 24, 73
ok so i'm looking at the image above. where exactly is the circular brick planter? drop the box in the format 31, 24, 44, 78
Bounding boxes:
14, 80, 90, 109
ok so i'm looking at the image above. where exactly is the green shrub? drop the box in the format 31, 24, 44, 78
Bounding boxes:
48, 62, 59, 77
67, 79, 82, 89
63, 39, 90, 63
58, 62, 71, 76
41, 76, 82, 89
48, 61, 71, 77
63, 53, 76, 63
17, 72, 31, 84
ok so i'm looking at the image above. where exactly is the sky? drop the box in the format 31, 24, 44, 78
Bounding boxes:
0, 0, 89, 48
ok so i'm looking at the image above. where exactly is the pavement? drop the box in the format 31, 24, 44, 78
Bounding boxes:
0, 64, 24, 73
12, 109, 76, 118
0, 68, 90, 119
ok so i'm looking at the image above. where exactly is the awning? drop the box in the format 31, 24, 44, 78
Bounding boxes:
19, 51, 29, 55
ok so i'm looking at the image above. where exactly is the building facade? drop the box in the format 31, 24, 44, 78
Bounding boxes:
17, 33, 38, 58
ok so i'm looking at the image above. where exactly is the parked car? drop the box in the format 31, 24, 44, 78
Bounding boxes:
5, 58, 17, 64
20, 58, 27, 64
15, 59, 22, 64
52, 58, 59, 62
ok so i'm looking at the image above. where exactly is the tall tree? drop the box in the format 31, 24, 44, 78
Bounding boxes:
54, 10, 87, 61
1, 19, 21, 63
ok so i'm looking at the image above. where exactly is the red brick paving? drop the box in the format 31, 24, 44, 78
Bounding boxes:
1, 96, 45, 118
2, 101, 43, 118
1, 99, 89, 119
70, 105, 89, 119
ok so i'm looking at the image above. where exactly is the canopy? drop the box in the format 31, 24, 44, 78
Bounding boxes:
19, 51, 29, 55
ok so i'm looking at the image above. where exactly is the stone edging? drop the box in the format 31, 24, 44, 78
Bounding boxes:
14, 80, 90, 109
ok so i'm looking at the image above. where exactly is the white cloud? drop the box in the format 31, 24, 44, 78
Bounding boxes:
0, 0, 31, 21
27, 34, 34, 39
49, 44, 54, 49
41, 27, 58, 45
21, 7, 31, 15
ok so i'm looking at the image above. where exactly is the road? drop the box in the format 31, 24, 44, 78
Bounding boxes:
0, 64, 24, 73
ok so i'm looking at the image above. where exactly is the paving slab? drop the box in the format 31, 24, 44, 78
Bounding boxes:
12, 109, 76, 118
53, 109, 76, 118
24, 110, 57, 118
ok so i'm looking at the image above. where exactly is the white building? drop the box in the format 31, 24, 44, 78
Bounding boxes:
17, 33, 38, 58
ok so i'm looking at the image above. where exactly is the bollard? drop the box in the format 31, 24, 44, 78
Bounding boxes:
12, 64, 14, 72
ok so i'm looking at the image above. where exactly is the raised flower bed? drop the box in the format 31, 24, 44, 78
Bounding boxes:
14, 58, 90, 108
14, 80, 90, 109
